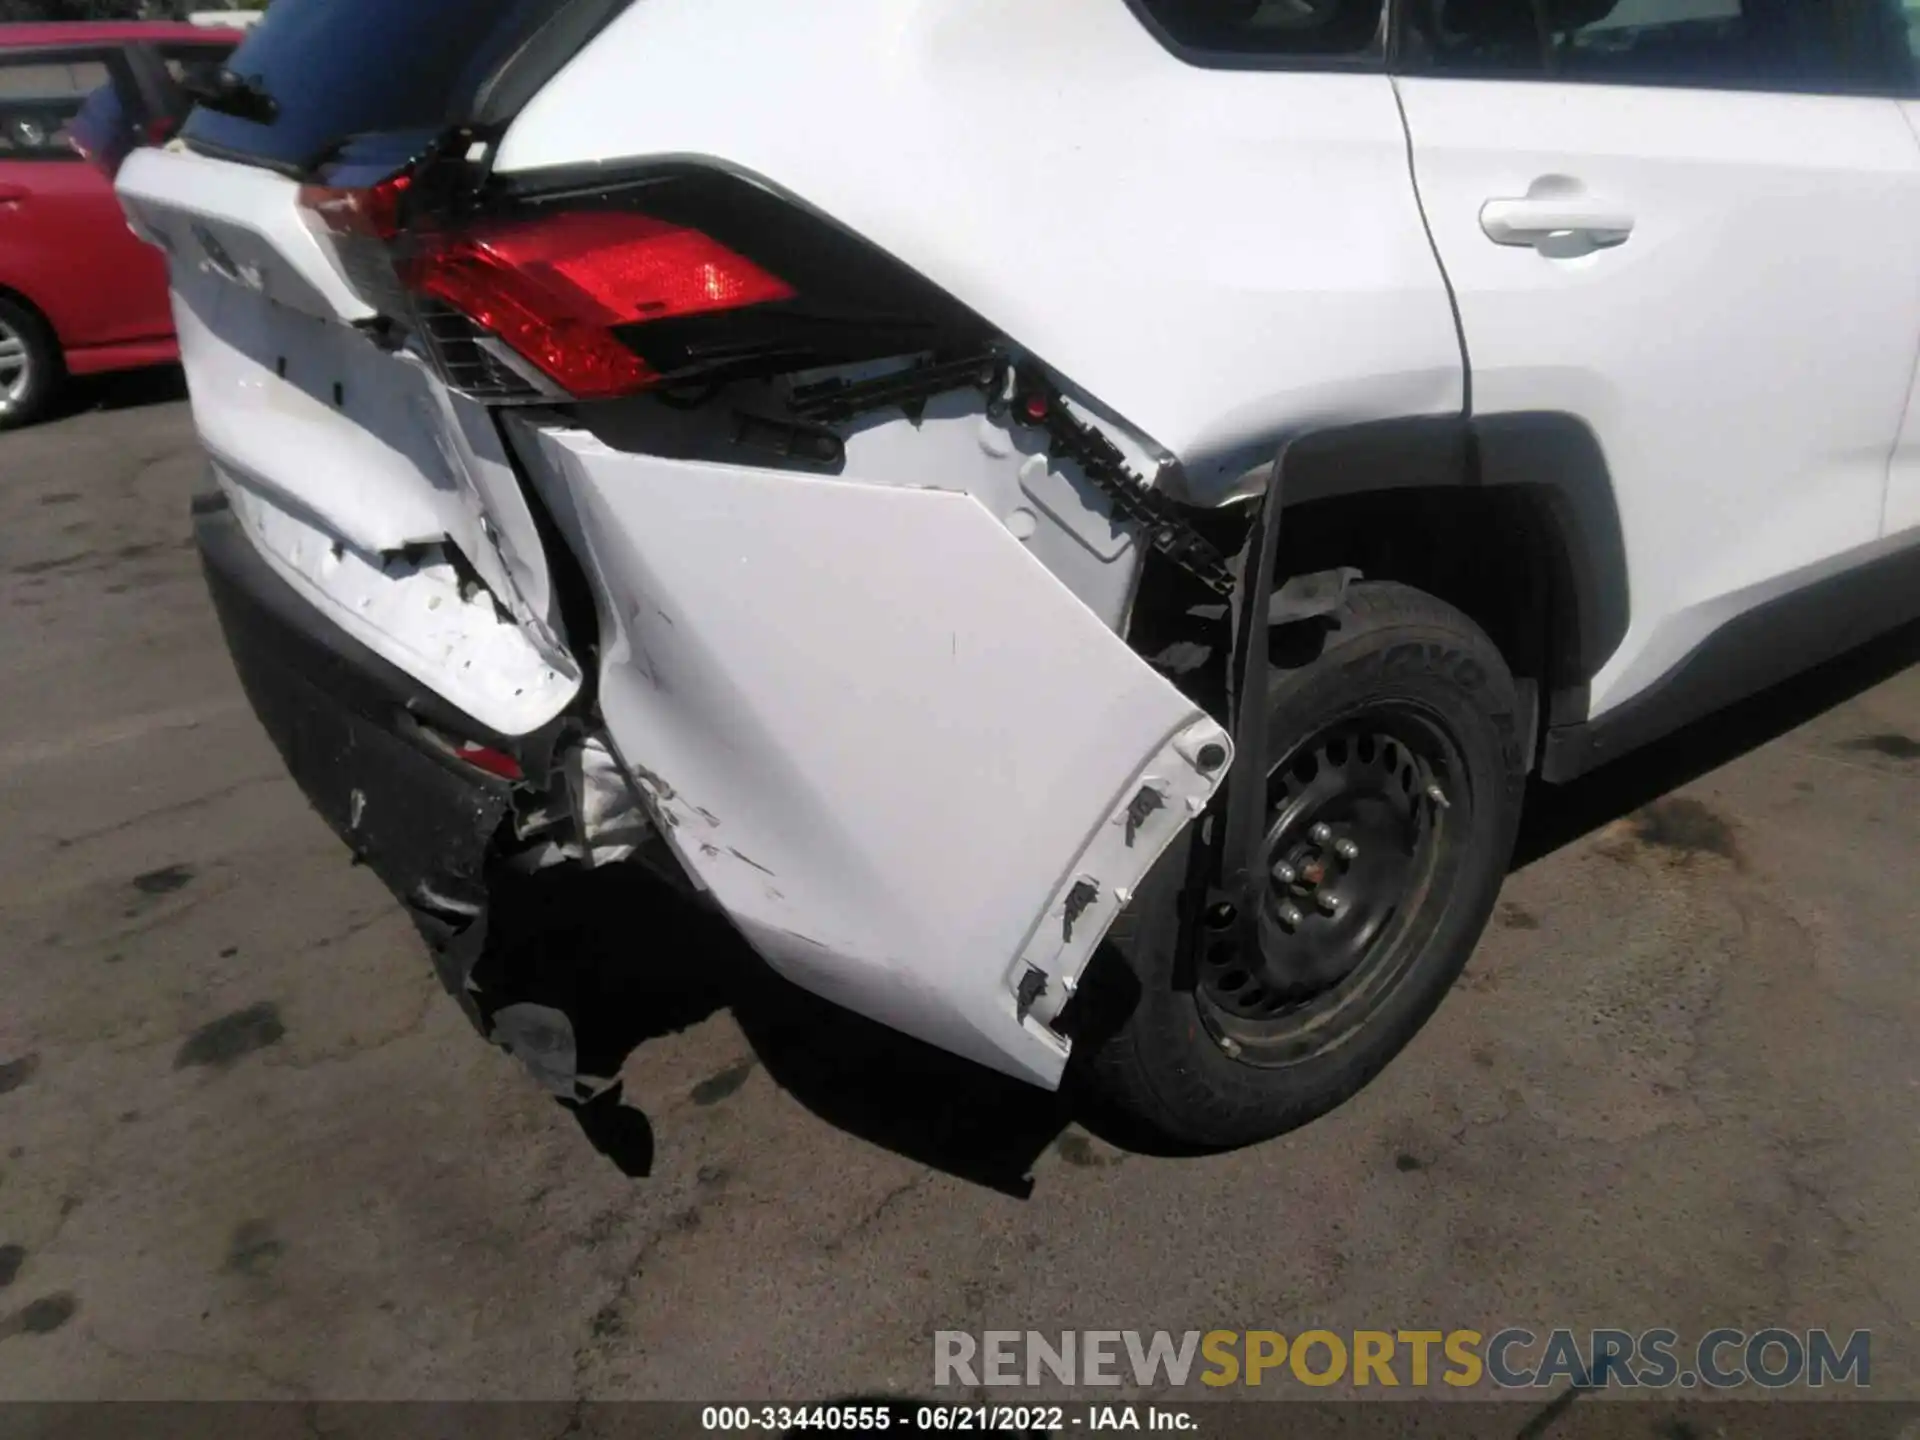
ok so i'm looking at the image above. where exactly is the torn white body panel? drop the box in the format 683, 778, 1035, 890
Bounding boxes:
123, 143, 575, 668
122, 155, 583, 733
167, 254, 573, 647
510, 418, 1231, 1087
220, 475, 577, 736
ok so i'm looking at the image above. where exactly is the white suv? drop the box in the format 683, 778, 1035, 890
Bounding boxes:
115, 0, 1920, 1148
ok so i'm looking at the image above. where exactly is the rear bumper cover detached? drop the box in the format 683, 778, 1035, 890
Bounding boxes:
509, 419, 1233, 1089
200, 413, 1237, 1092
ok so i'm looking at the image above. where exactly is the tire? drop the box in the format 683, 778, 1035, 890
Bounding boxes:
0, 295, 64, 432
1076, 580, 1527, 1151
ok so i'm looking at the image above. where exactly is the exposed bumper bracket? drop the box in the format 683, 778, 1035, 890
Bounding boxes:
1214, 445, 1296, 946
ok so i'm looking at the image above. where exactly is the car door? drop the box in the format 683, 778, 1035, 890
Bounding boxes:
1392, 0, 1920, 717
0, 45, 174, 355
1884, 0, 1920, 535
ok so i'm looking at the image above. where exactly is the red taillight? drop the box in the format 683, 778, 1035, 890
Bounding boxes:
297, 180, 795, 401
404, 211, 795, 400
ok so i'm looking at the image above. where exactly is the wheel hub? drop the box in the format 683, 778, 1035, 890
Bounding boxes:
1199, 710, 1459, 1036
0, 319, 29, 412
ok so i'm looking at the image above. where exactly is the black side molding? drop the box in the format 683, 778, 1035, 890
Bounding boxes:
1540, 532, 1920, 782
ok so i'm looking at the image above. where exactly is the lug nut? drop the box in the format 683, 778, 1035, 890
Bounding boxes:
1278, 903, 1305, 929
1317, 892, 1342, 915
1334, 838, 1359, 861
1426, 784, 1451, 810
1310, 823, 1333, 845
1271, 861, 1298, 886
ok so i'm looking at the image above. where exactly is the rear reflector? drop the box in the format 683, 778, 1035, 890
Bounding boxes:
413, 720, 526, 781
453, 741, 525, 781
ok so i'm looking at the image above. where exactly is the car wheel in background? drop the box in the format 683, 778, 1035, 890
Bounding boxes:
0, 296, 63, 431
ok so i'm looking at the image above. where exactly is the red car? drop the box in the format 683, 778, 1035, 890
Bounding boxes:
0, 21, 238, 429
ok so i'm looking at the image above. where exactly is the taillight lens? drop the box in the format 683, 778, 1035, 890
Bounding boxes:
299, 179, 795, 402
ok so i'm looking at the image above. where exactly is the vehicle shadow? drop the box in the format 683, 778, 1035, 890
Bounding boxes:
66, 364, 189, 417
487, 620, 1917, 1193
478, 863, 1070, 1198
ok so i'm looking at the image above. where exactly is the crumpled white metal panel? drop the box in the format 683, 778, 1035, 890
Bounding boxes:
512, 419, 1232, 1087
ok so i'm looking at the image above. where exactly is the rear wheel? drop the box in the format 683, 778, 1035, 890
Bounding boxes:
1078, 581, 1527, 1150
0, 296, 62, 431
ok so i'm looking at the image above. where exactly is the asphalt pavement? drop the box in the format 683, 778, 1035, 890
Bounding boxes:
1, 376, 1916, 1412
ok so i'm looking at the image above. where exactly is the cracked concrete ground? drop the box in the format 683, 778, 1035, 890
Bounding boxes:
1, 382, 1916, 1410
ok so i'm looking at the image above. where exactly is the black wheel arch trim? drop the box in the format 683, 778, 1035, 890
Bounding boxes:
1271, 409, 1632, 711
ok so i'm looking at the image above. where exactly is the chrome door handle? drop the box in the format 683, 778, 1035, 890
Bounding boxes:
1480, 196, 1635, 250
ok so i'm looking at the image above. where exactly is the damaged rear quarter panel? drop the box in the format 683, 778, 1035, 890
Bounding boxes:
508, 418, 1230, 1088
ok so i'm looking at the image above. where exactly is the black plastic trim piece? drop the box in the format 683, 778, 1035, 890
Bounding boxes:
1216, 443, 1293, 946
1274, 410, 1631, 696
1540, 533, 1920, 783
1471, 412, 1631, 700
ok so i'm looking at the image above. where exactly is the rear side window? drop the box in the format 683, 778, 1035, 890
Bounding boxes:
1128, 0, 1388, 62
0, 55, 112, 161
180, 0, 626, 176
1399, 0, 1915, 92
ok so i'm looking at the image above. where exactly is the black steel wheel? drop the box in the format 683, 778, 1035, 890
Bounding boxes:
1077, 581, 1527, 1151
1197, 704, 1466, 1065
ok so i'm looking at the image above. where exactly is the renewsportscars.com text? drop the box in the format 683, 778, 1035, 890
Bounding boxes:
933, 1328, 1871, 1391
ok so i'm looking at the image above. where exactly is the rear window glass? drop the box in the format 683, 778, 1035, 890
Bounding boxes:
179, 0, 583, 175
